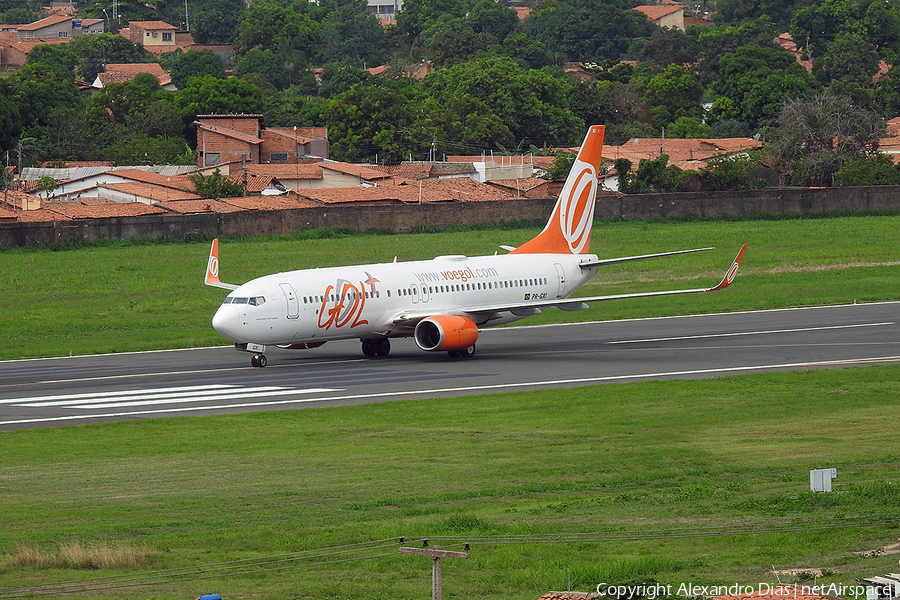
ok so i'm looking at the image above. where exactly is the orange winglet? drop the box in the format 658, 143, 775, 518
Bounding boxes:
511, 125, 605, 255
706, 243, 748, 292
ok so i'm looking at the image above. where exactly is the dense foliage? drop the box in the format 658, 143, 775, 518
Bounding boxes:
2, 0, 900, 188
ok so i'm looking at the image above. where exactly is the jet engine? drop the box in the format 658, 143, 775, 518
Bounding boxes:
414, 315, 479, 352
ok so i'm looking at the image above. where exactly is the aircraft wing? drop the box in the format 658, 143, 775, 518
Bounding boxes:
393, 244, 747, 325
577, 246, 714, 268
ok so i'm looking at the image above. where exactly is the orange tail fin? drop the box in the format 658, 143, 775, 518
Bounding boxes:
511, 125, 605, 255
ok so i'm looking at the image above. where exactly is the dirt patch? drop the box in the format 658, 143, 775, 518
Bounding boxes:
852, 541, 900, 557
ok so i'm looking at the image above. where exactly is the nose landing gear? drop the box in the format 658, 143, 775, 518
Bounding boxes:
250, 353, 267, 368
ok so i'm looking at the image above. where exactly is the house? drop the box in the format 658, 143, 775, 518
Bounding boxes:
632, 3, 685, 30
194, 115, 329, 168
0, 37, 70, 70
445, 154, 534, 182
16, 15, 104, 39
126, 20, 177, 47
367, 0, 403, 19
92, 63, 176, 90
227, 164, 324, 191
601, 137, 764, 190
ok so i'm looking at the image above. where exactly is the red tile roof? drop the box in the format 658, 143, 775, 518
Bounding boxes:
46, 202, 171, 219
99, 182, 201, 202
298, 178, 514, 205
128, 20, 177, 30
220, 195, 321, 210
108, 169, 193, 191
633, 4, 683, 21
318, 161, 388, 180
194, 123, 263, 145
17, 15, 70, 31
243, 164, 323, 180
155, 199, 244, 214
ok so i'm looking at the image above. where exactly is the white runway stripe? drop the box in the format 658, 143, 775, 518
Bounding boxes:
7, 385, 340, 410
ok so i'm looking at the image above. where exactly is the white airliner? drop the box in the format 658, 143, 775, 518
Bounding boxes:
205, 125, 747, 367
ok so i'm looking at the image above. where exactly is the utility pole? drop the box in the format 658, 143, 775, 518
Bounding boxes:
400, 544, 469, 600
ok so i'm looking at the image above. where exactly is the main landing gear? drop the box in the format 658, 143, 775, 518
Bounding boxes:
361, 338, 391, 357
448, 345, 475, 358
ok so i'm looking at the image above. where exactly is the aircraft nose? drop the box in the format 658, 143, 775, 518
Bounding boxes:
212, 305, 242, 341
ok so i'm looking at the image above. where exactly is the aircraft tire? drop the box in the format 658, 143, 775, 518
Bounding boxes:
459, 345, 475, 358
375, 339, 391, 356
251, 353, 267, 368
361, 339, 376, 357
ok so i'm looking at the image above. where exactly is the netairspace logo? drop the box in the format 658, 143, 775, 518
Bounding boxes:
595, 583, 879, 599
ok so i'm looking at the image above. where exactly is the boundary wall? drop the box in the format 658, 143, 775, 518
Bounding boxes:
2, 185, 900, 247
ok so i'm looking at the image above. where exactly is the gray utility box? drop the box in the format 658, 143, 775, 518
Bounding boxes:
810, 468, 837, 492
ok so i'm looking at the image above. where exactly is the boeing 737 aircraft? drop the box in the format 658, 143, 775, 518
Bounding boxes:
206, 125, 747, 367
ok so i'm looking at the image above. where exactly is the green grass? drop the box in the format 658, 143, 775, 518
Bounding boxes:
1, 215, 899, 360
0, 367, 899, 599
1, 214, 899, 599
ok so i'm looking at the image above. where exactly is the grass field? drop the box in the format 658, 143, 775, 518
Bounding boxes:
0, 368, 898, 599
1, 215, 899, 599
1, 214, 899, 360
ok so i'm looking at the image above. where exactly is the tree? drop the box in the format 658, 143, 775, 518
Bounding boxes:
67, 34, 156, 82
643, 64, 705, 127
699, 152, 767, 190
5, 63, 82, 131
24, 44, 79, 77
395, 0, 475, 41
320, 0, 389, 67
109, 135, 194, 165
712, 0, 802, 27
710, 45, 818, 129
524, 0, 654, 63
640, 27, 699, 68
173, 75, 266, 124
0, 92, 22, 152
187, 0, 245, 44
815, 31, 880, 88
667, 117, 712, 139
190, 168, 246, 198
427, 28, 498, 67
323, 83, 422, 162
769, 92, 885, 186
420, 56, 583, 146
170, 50, 227, 90
466, 0, 519, 41
233, 4, 322, 63
318, 62, 379, 98
834, 153, 900, 186
540, 152, 576, 180
421, 94, 514, 154
234, 47, 290, 90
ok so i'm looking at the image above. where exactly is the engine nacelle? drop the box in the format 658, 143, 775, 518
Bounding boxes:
414, 315, 479, 352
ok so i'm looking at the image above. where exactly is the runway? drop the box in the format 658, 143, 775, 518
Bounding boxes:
1, 302, 898, 430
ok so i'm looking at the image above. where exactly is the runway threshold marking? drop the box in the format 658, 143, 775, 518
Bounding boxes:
3, 384, 341, 411
2, 356, 900, 428
608, 322, 895, 344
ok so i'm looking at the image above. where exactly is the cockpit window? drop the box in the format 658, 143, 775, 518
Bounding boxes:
223, 296, 266, 306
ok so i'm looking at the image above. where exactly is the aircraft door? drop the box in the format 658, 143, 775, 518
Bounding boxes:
280, 283, 300, 319
553, 263, 566, 297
